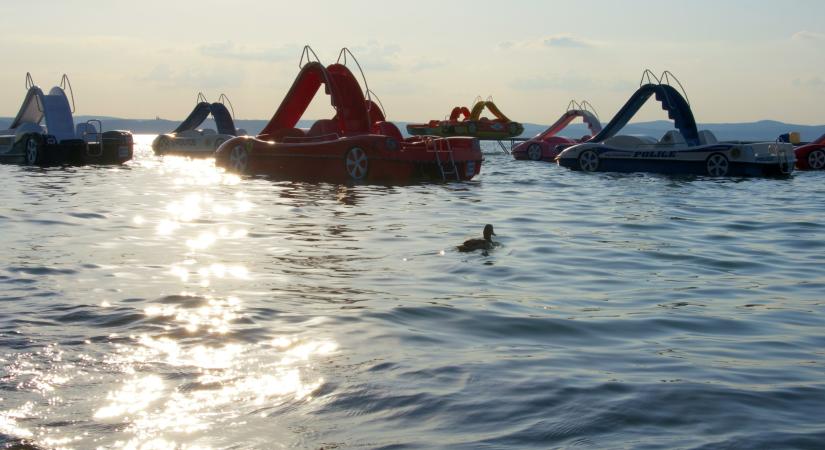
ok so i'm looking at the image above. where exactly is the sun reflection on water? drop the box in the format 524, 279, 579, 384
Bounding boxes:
96, 329, 337, 448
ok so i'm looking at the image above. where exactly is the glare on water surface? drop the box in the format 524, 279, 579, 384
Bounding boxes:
0, 136, 339, 449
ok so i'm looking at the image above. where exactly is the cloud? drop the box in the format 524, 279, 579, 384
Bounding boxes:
410, 59, 447, 72
793, 76, 825, 90
543, 35, 592, 48
200, 41, 299, 63
347, 42, 402, 71
498, 34, 596, 51
510, 75, 633, 92
792, 30, 825, 42
140, 64, 243, 89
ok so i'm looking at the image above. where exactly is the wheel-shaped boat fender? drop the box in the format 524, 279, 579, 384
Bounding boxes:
228, 144, 249, 174
578, 150, 599, 172
24, 134, 44, 165
527, 143, 543, 161
466, 123, 478, 134
706, 153, 730, 176
154, 136, 171, 155
345, 147, 368, 180
808, 149, 825, 170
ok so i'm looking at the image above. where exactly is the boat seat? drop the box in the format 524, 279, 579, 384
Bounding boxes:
75, 123, 99, 142
307, 119, 339, 137
659, 130, 687, 145
698, 130, 718, 145
10, 122, 46, 136
371, 121, 404, 141
265, 128, 306, 142
603, 135, 657, 148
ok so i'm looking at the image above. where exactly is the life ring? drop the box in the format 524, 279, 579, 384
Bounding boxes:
345, 147, 368, 180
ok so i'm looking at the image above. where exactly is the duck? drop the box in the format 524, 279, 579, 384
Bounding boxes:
457, 224, 496, 252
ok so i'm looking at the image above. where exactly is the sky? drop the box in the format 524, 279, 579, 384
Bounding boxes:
1, 0, 824, 125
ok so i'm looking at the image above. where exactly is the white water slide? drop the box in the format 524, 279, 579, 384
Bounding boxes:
6, 73, 78, 141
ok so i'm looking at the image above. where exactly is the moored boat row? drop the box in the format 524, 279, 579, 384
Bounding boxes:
2, 48, 822, 181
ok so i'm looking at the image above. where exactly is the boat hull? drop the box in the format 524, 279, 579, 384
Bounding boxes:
215, 135, 482, 183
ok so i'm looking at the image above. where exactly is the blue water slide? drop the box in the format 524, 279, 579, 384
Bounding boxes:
210, 102, 237, 136
172, 102, 212, 134
591, 84, 699, 145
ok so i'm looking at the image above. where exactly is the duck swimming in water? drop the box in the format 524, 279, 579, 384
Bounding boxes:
457, 224, 496, 252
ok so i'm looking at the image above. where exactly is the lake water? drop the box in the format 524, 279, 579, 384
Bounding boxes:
1, 135, 824, 449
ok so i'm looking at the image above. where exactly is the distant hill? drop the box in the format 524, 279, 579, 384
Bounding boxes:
1, 116, 823, 142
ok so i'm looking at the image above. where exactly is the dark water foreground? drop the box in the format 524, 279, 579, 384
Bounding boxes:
1, 136, 824, 449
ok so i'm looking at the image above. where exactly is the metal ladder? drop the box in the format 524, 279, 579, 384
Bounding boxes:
83, 119, 104, 157
429, 137, 459, 181
774, 143, 792, 174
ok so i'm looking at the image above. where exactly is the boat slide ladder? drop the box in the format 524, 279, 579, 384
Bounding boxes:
83, 119, 104, 156
640, 69, 691, 110
366, 89, 387, 119
299, 45, 321, 69
337, 47, 374, 113
25, 72, 44, 113
577, 100, 600, 120
60, 74, 76, 113
425, 137, 459, 181
772, 139, 793, 174
217, 93, 237, 120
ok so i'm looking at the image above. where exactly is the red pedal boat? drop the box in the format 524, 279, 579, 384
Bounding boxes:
215, 47, 482, 183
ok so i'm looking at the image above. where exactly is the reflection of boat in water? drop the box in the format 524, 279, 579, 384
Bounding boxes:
215, 46, 482, 183
152, 93, 247, 157
0, 73, 133, 166
407, 97, 524, 139
512, 100, 602, 161
558, 71, 795, 177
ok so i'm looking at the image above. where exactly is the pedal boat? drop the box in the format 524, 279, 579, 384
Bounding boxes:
406, 98, 524, 140
215, 47, 482, 183
512, 100, 602, 161
557, 71, 794, 177
0, 73, 133, 166
152, 93, 246, 157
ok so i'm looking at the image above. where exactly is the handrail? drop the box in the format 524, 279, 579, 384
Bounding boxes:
580, 100, 600, 119
659, 71, 690, 106
639, 69, 660, 86
299, 45, 321, 69
197, 92, 208, 103
566, 99, 582, 112
367, 89, 387, 119
25, 72, 42, 113
336, 47, 372, 109
60, 74, 76, 113
217, 93, 236, 119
